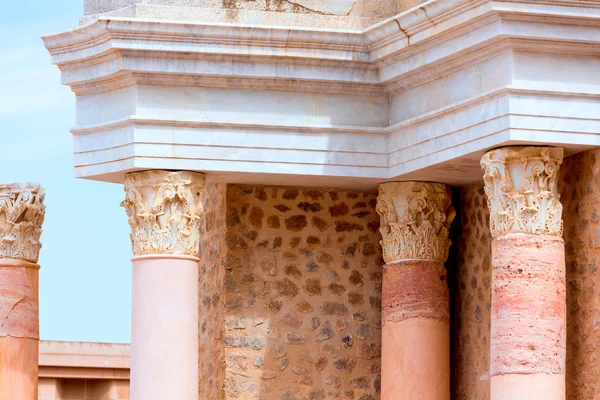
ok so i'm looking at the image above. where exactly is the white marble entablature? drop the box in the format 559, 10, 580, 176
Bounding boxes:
43, 0, 600, 188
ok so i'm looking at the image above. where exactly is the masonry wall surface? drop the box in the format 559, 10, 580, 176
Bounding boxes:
559, 150, 600, 399
199, 183, 228, 399
450, 183, 492, 400
222, 185, 383, 400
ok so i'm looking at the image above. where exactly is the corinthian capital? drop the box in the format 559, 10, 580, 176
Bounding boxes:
0, 183, 46, 263
376, 182, 455, 263
481, 146, 564, 238
121, 170, 205, 257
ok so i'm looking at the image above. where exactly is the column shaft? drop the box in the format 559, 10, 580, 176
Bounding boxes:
481, 146, 566, 400
376, 182, 454, 400
490, 234, 565, 398
121, 170, 205, 400
0, 182, 45, 400
0, 260, 40, 399
131, 255, 199, 399
382, 260, 449, 399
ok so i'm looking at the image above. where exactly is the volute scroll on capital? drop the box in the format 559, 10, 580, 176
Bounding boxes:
121, 170, 206, 257
0, 182, 46, 263
481, 146, 564, 238
376, 182, 455, 264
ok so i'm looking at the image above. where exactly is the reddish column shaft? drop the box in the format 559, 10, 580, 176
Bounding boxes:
491, 233, 566, 400
381, 259, 450, 400
0, 259, 39, 399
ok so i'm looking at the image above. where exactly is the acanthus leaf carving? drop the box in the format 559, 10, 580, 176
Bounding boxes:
481, 146, 564, 238
0, 182, 46, 263
376, 182, 455, 263
121, 170, 205, 257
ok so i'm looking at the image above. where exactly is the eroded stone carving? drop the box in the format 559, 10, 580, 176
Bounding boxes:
121, 170, 205, 256
376, 182, 455, 263
0, 182, 45, 263
481, 146, 564, 238
287, 0, 357, 15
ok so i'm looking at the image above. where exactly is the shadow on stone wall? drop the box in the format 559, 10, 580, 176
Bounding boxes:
449, 183, 491, 400
202, 184, 384, 399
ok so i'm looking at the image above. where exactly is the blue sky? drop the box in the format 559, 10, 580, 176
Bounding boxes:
1, 1, 132, 343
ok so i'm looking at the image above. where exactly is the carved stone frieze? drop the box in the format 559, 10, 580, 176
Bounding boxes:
376, 182, 455, 263
0, 182, 46, 263
481, 146, 564, 238
121, 170, 206, 257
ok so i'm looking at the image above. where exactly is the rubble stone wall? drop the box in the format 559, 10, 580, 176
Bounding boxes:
199, 183, 228, 400
559, 150, 600, 399
450, 183, 492, 400
222, 185, 383, 400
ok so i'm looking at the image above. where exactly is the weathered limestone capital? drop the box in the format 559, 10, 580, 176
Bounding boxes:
0, 182, 45, 263
481, 146, 564, 238
376, 182, 455, 263
121, 170, 206, 257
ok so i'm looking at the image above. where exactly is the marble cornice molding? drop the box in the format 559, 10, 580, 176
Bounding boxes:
42, 0, 600, 96
42, 0, 600, 189
481, 146, 564, 238
121, 170, 205, 257
0, 182, 46, 263
376, 181, 456, 264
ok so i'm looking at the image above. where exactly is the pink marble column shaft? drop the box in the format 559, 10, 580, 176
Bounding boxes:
121, 170, 205, 400
0, 182, 45, 400
0, 259, 40, 399
381, 259, 450, 399
131, 255, 199, 399
481, 146, 566, 400
490, 234, 566, 399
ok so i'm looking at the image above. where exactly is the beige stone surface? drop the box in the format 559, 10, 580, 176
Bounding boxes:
223, 185, 383, 399
82, 0, 416, 29
198, 183, 227, 400
450, 183, 491, 400
39, 340, 130, 371
559, 149, 600, 399
38, 341, 131, 400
